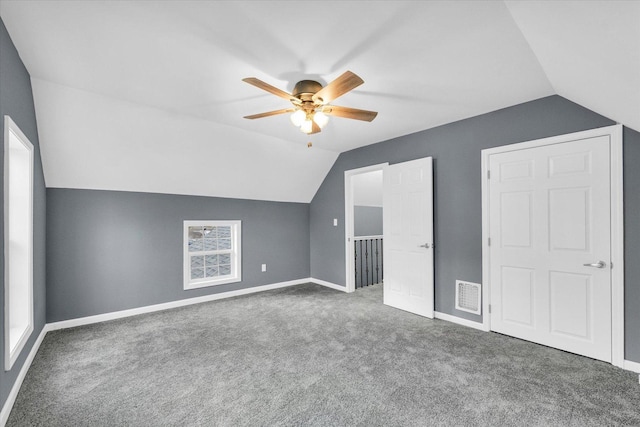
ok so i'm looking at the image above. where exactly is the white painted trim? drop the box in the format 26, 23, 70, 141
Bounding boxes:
344, 163, 388, 293
609, 124, 625, 368
480, 149, 492, 332
0, 324, 49, 427
481, 124, 625, 363
623, 359, 640, 374
435, 311, 485, 331
310, 278, 347, 292
48, 279, 309, 331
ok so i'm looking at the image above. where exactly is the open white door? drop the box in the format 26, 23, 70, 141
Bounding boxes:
383, 157, 434, 318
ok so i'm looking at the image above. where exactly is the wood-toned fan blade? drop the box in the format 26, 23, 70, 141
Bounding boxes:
323, 105, 378, 122
243, 108, 295, 119
309, 121, 321, 134
312, 71, 364, 105
242, 77, 298, 103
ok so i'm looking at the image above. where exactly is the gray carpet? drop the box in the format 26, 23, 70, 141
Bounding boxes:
8, 283, 640, 426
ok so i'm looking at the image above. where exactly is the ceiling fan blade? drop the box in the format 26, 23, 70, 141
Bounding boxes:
242, 77, 299, 104
312, 71, 364, 105
243, 108, 295, 119
322, 105, 378, 122
309, 121, 321, 134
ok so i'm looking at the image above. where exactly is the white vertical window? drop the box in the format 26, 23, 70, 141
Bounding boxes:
184, 220, 241, 290
4, 116, 34, 371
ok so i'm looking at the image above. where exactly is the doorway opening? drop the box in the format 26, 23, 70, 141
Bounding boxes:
344, 163, 387, 293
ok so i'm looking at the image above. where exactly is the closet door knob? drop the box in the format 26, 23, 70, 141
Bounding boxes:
583, 261, 606, 269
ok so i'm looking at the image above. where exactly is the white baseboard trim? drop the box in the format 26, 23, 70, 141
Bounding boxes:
1, 324, 50, 427
310, 278, 347, 292
47, 278, 311, 331
435, 311, 485, 331
623, 359, 640, 374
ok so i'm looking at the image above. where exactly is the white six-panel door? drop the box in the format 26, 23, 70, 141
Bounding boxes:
383, 157, 434, 318
488, 135, 612, 362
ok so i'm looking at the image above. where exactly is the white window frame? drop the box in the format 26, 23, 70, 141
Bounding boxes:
4, 116, 34, 371
183, 220, 241, 290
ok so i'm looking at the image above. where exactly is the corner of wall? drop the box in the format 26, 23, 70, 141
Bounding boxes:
0, 16, 48, 415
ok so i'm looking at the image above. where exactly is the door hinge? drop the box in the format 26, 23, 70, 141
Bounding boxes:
487, 170, 490, 179
488, 237, 491, 246
488, 304, 492, 314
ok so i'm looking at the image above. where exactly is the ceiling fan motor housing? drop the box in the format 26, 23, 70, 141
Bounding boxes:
292, 80, 323, 103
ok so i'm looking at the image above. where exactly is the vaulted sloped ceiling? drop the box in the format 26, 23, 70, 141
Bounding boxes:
506, 1, 640, 134
1, 1, 638, 203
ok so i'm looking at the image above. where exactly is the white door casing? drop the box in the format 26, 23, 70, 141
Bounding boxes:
383, 157, 434, 318
482, 125, 624, 366
344, 163, 388, 293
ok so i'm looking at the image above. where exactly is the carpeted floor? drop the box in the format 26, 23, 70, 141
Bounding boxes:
7, 283, 640, 426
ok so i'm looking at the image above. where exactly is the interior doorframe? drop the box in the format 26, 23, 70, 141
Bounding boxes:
481, 124, 624, 368
344, 163, 389, 293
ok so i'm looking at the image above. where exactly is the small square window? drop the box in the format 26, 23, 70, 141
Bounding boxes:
183, 220, 241, 290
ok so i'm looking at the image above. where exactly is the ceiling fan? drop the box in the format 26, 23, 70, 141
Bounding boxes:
242, 71, 378, 135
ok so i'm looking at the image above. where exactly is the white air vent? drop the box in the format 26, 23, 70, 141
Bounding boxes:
455, 280, 481, 315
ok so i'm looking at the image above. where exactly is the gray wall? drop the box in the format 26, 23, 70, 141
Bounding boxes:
46, 189, 310, 322
623, 127, 640, 362
354, 206, 383, 237
310, 95, 640, 363
0, 18, 47, 410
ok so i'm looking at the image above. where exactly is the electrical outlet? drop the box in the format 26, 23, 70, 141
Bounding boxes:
261, 264, 267, 272
333, 218, 338, 226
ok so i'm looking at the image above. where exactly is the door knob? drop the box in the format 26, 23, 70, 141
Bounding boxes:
583, 261, 606, 269
419, 243, 431, 248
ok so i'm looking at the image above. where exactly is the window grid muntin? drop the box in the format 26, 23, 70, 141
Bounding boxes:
189, 249, 233, 281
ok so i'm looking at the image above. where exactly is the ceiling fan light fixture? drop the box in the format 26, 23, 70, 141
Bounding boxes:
300, 118, 313, 134
290, 109, 306, 127
313, 111, 329, 128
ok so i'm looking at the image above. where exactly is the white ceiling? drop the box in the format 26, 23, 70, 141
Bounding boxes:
1, 1, 638, 203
